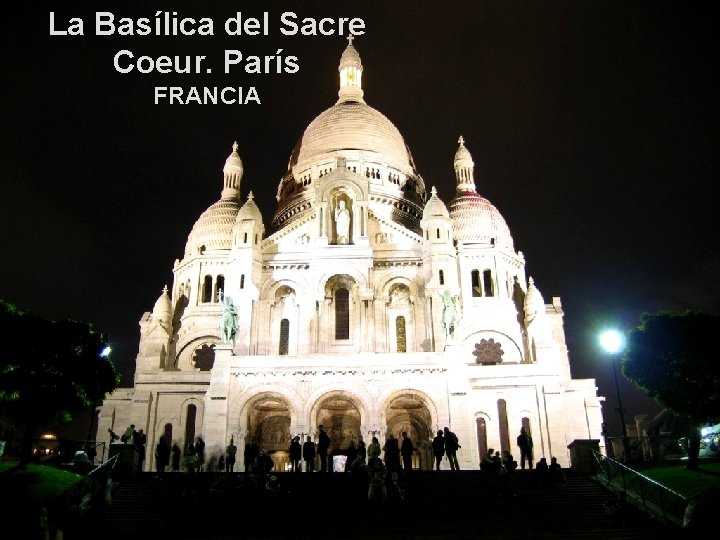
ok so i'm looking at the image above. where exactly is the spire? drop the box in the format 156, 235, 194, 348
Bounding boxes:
337, 35, 364, 103
454, 135, 476, 192
222, 141, 243, 199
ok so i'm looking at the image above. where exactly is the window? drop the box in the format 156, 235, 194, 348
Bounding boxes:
240, 274, 245, 289
185, 404, 197, 448
243, 232, 248, 243
396, 316, 406, 352
202, 275, 212, 303
436, 228, 440, 239
439, 270, 445, 286
483, 270, 494, 297
335, 288, 350, 340
497, 399, 510, 454
471, 270, 481, 297
279, 319, 289, 355
476, 417, 487, 460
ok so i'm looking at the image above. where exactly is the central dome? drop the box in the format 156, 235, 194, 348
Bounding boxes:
289, 101, 413, 170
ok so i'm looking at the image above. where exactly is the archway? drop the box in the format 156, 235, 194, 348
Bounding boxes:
315, 393, 362, 462
384, 393, 433, 470
247, 394, 292, 471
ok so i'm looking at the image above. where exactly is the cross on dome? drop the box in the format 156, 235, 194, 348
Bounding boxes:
232, 141, 238, 153
458, 135, 465, 146
347, 34, 355, 45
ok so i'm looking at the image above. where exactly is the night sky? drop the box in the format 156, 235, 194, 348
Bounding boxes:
2, 1, 718, 438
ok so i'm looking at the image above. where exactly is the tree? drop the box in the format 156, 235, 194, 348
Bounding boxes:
623, 310, 720, 469
0, 299, 120, 464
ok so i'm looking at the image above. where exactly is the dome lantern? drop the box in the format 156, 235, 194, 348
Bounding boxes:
337, 35, 364, 104
454, 135, 476, 192
221, 141, 243, 200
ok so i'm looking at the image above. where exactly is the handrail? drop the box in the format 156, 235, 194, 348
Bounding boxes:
591, 449, 695, 527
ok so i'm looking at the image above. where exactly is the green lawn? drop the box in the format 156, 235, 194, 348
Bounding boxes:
0, 460, 86, 503
641, 462, 720, 498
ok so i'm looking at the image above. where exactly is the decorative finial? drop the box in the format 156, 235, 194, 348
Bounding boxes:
431, 186, 438, 196
347, 34, 355, 46
162, 284, 168, 294
248, 191, 254, 201
529, 276, 535, 286
232, 141, 238, 153
458, 135, 465, 146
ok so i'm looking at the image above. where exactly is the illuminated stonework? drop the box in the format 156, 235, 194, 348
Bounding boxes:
98, 39, 604, 472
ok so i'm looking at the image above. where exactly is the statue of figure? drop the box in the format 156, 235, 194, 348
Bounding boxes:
220, 295, 239, 343
441, 291, 459, 339
334, 199, 351, 244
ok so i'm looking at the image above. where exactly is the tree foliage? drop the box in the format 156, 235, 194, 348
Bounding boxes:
0, 299, 120, 451
623, 310, 720, 425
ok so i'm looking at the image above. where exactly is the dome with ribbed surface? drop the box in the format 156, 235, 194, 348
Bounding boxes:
185, 198, 242, 256
152, 285, 172, 324
289, 101, 413, 170
449, 191, 514, 249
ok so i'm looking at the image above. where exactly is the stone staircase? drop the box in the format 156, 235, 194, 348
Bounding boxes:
76, 469, 692, 539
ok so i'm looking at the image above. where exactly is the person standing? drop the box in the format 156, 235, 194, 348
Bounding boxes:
195, 436, 206, 472
225, 437, 237, 472
400, 431, 414, 474
289, 436, 302, 472
432, 430, 445, 470
317, 425, 331, 472
134, 429, 147, 473
383, 433, 401, 475
302, 436, 316, 472
154, 435, 170, 477
443, 427, 461, 471
516, 427, 534, 470
171, 442, 181, 472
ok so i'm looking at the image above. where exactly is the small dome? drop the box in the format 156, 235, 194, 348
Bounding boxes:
223, 141, 243, 177
423, 186, 450, 218
454, 136, 474, 169
449, 192, 514, 249
237, 192, 263, 223
184, 198, 242, 256
339, 40, 362, 70
152, 285, 172, 323
524, 277, 545, 312
289, 101, 412, 171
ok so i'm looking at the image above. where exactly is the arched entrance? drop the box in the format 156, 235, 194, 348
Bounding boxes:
384, 393, 433, 470
247, 394, 292, 471
315, 393, 361, 470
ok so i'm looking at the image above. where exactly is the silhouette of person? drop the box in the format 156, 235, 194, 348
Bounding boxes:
289, 436, 302, 472
154, 435, 170, 477
367, 436, 382, 460
171, 442, 181, 471
195, 436, 206, 472
432, 430, 445, 470
400, 431, 414, 473
367, 457, 387, 501
134, 429, 147, 473
382, 433, 401, 475
517, 427, 534, 470
536, 457, 550, 486
443, 427, 461, 470
549, 456, 566, 484
317, 425, 331, 472
345, 440, 358, 472
225, 437, 237, 472
302, 436, 316, 472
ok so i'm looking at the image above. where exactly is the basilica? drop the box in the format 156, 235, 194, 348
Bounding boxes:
97, 39, 604, 471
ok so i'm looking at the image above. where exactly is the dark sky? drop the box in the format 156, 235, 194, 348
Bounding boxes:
2, 1, 718, 438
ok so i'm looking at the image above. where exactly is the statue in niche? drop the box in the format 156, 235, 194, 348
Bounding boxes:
219, 295, 239, 343
440, 290, 460, 339
334, 199, 351, 244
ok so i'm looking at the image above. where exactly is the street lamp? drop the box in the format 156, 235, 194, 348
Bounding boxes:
599, 329, 630, 462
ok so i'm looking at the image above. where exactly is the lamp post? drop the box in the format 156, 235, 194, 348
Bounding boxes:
599, 330, 630, 462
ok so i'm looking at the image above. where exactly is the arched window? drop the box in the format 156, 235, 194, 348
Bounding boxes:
335, 288, 350, 340
471, 270, 481, 297
215, 275, 225, 302
497, 399, 510, 454
483, 270, 494, 297
279, 319, 290, 355
202, 275, 213, 303
476, 417, 488, 460
396, 316, 406, 353
163, 423, 172, 447
185, 404, 197, 449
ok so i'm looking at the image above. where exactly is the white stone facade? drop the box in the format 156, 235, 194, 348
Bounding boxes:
97, 41, 604, 471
